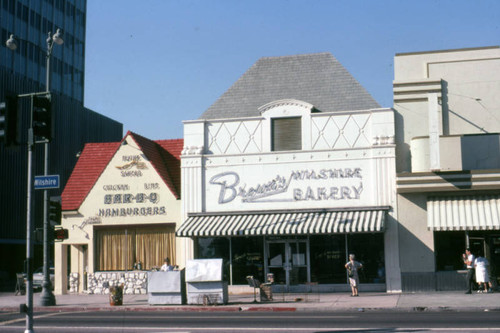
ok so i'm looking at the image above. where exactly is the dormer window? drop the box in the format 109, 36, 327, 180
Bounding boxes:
272, 116, 302, 151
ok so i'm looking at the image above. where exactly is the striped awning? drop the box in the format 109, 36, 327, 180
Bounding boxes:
176, 208, 388, 237
428, 195, 500, 231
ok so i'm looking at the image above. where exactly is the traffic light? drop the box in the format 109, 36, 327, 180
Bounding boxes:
49, 198, 61, 225
53, 227, 68, 241
32, 94, 52, 141
0, 95, 19, 146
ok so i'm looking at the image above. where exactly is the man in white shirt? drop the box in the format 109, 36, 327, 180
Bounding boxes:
161, 257, 174, 272
463, 248, 475, 294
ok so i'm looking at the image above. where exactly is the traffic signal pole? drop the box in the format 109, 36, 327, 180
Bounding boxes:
39, 137, 56, 306
40, 31, 56, 306
15, 91, 55, 332
6, 29, 63, 332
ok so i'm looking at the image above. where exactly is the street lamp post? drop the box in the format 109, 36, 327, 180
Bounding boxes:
6, 29, 63, 331
40, 29, 63, 307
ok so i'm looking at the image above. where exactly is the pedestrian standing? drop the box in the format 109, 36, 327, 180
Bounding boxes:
463, 248, 475, 294
474, 256, 489, 293
345, 254, 363, 297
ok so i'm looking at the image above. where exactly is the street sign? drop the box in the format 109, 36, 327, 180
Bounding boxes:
34, 175, 59, 190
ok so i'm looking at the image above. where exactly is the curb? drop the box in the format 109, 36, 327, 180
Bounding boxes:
2, 305, 500, 313
0, 305, 292, 313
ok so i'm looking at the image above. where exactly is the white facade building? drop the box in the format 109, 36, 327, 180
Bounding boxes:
178, 54, 402, 292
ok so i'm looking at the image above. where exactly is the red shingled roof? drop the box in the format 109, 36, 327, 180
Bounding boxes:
128, 132, 182, 200
61, 131, 183, 211
61, 142, 120, 211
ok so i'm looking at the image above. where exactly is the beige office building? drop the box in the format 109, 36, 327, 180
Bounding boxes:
394, 47, 500, 291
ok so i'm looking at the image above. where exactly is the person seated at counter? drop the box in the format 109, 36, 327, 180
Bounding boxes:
161, 258, 174, 271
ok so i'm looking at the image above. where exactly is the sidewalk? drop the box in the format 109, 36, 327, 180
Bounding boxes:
1, 291, 499, 313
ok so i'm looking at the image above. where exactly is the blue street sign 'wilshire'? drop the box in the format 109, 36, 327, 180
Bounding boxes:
34, 175, 60, 190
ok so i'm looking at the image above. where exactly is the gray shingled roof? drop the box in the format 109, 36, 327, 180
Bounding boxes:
199, 53, 380, 120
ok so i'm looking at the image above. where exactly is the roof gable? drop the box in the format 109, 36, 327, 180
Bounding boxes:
199, 53, 380, 120
61, 132, 183, 211
128, 132, 182, 199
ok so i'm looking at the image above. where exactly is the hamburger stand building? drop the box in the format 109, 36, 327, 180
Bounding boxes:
55, 132, 184, 294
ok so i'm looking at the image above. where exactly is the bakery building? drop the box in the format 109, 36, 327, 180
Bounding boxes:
178, 53, 402, 293
55, 131, 185, 294
393, 47, 500, 291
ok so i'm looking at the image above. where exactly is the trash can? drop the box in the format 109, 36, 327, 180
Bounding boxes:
260, 283, 273, 301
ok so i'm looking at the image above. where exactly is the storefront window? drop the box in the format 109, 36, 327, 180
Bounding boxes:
194, 234, 385, 285
435, 231, 500, 273
95, 226, 176, 271
309, 235, 346, 284
434, 231, 466, 271
489, 235, 500, 281
195, 237, 230, 281
347, 234, 385, 283
230, 237, 264, 284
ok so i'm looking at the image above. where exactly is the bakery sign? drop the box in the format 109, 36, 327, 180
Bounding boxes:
209, 167, 364, 205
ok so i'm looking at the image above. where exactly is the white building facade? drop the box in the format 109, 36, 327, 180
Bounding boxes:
178, 53, 401, 292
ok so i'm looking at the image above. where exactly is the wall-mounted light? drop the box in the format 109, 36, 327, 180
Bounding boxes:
5, 35, 17, 50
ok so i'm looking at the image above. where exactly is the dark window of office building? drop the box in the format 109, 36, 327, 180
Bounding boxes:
272, 117, 301, 151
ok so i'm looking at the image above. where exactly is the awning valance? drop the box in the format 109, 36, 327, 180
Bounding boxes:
427, 195, 500, 231
176, 208, 388, 237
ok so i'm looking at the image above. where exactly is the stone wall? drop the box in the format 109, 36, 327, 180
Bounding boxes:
68, 273, 79, 293
82, 271, 148, 295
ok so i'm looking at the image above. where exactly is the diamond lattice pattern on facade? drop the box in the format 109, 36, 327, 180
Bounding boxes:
311, 113, 371, 150
208, 120, 263, 154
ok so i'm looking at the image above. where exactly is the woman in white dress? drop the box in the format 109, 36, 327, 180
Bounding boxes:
474, 256, 489, 293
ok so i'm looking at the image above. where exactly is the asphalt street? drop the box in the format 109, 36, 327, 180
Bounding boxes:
1, 290, 500, 332
1, 310, 500, 333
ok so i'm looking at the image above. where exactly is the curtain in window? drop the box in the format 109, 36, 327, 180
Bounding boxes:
96, 229, 132, 271
135, 226, 176, 269
96, 226, 175, 271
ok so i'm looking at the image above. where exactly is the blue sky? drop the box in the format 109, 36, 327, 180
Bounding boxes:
84, 0, 500, 140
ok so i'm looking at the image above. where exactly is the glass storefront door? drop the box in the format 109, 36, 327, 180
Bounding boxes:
266, 238, 309, 287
